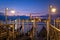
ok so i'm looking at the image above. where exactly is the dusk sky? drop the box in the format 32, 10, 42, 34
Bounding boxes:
0, 0, 60, 16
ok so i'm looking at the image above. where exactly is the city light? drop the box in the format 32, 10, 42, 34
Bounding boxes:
11, 10, 15, 14
50, 5, 52, 8
50, 5, 56, 13
51, 8, 56, 13
6, 8, 8, 10
31, 20, 35, 22
0, 0, 60, 40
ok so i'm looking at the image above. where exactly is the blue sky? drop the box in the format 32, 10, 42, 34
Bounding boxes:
0, 0, 60, 16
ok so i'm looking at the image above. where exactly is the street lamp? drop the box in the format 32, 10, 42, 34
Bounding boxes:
49, 5, 56, 26
51, 7, 56, 26
50, 5, 56, 26
5, 8, 15, 40
47, 5, 57, 40
5, 8, 15, 24
11, 9, 15, 39
51, 8, 56, 13
10, 9, 15, 15
5, 8, 8, 24
10, 9, 15, 23
50, 5, 56, 14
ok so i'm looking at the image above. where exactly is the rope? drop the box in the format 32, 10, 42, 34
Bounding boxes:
50, 24, 60, 32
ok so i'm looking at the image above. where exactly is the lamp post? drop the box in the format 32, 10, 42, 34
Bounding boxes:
5, 8, 15, 40
10, 9, 15, 39
5, 8, 10, 40
50, 6, 56, 26
5, 8, 8, 24
5, 8, 15, 24
47, 5, 52, 40
50, 5, 56, 27
51, 7, 56, 27
47, 5, 56, 40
